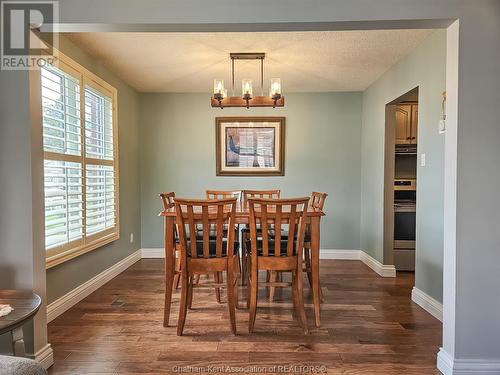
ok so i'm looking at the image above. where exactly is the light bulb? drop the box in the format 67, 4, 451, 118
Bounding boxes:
270, 78, 281, 96
242, 79, 253, 97
213, 79, 224, 94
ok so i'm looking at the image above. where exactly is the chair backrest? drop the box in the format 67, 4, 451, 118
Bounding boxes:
174, 198, 237, 259
242, 189, 280, 207
159, 192, 179, 238
248, 197, 309, 258
159, 191, 175, 211
310, 192, 328, 210
206, 190, 241, 201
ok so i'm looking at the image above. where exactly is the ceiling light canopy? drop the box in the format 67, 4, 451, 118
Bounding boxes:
211, 52, 284, 109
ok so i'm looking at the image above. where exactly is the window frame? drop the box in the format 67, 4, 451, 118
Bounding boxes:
40, 50, 120, 269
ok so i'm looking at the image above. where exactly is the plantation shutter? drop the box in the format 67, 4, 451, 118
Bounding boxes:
41, 53, 119, 268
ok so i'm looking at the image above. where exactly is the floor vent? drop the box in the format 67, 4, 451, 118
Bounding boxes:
111, 297, 125, 306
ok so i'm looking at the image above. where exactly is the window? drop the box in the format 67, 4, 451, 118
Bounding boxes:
41, 52, 119, 268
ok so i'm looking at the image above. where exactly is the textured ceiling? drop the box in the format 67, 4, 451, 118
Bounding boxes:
66, 30, 432, 93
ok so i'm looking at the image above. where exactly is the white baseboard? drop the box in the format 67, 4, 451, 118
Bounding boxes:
47, 249, 141, 323
321, 249, 396, 277
142, 247, 396, 277
411, 287, 443, 322
35, 343, 54, 370
438, 349, 455, 375
319, 249, 361, 259
141, 247, 165, 258
143, 247, 361, 260
437, 348, 500, 375
359, 251, 396, 277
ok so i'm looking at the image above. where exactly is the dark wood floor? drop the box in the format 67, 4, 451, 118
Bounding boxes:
48, 259, 442, 374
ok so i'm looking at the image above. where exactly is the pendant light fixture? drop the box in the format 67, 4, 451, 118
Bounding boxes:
211, 52, 285, 109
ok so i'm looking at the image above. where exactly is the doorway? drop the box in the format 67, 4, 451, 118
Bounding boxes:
383, 87, 419, 272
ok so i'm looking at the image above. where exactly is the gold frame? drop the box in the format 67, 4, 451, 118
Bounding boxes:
215, 117, 285, 176
34, 49, 120, 269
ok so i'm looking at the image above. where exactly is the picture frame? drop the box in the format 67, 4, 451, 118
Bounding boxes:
215, 117, 285, 176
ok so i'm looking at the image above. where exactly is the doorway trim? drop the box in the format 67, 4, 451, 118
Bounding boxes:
32, 16, 460, 374
383, 104, 396, 266
383, 87, 419, 268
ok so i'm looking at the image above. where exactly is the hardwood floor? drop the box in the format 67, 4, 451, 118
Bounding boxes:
48, 259, 442, 374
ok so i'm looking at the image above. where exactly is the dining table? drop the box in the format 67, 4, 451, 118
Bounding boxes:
159, 199, 325, 327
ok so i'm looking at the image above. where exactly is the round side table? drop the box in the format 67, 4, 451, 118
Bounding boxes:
0, 290, 41, 357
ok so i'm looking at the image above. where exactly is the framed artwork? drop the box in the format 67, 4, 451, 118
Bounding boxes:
215, 117, 285, 176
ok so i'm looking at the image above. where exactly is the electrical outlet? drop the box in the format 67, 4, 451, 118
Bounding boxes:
130, 233, 134, 243
420, 153, 426, 167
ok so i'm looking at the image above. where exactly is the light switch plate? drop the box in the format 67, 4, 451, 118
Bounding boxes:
420, 153, 426, 167
130, 233, 134, 243
439, 119, 446, 134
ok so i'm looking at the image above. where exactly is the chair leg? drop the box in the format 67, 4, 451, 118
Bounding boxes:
187, 275, 194, 309
265, 271, 269, 298
214, 272, 222, 303
173, 252, 181, 290
163, 246, 175, 328
291, 271, 298, 319
177, 268, 189, 336
241, 232, 248, 286
172, 273, 181, 290
293, 266, 308, 334
304, 248, 313, 289
247, 253, 252, 287
234, 256, 241, 309
246, 257, 251, 309
319, 280, 324, 302
305, 246, 324, 302
173, 273, 180, 290
248, 260, 258, 333
194, 274, 200, 285
268, 271, 277, 302
226, 264, 237, 335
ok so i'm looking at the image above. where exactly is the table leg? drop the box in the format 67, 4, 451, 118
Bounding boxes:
310, 216, 321, 327
163, 216, 175, 327
11, 327, 25, 357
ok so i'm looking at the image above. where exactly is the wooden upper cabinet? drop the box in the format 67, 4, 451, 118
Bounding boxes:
395, 105, 412, 144
410, 104, 418, 143
395, 103, 418, 145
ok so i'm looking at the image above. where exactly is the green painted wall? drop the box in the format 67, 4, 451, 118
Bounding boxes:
139, 92, 362, 250
361, 30, 446, 302
45, 32, 446, 307
2, 0, 499, 364
45, 36, 142, 304
0, 69, 39, 354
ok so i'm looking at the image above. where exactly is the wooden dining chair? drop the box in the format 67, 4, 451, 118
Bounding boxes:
206, 190, 242, 201
241, 189, 280, 285
266, 192, 328, 302
158, 192, 204, 290
205, 190, 241, 302
242, 189, 280, 204
270, 191, 328, 302
304, 192, 328, 301
159, 192, 182, 291
174, 198, 240, 335
246, 197, 310, 334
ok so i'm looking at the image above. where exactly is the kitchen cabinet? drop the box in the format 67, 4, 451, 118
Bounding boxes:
395, 103, 418, 144
410, 104, 418, 142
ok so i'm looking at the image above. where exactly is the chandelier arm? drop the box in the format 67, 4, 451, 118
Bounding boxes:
231, 57, 235, 96
260, 58, 264, 96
